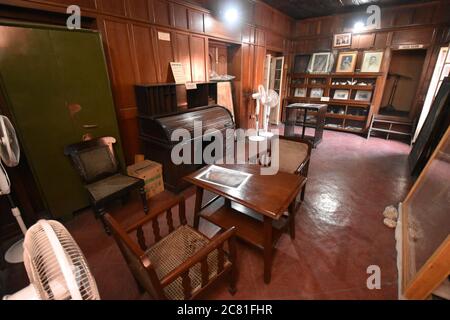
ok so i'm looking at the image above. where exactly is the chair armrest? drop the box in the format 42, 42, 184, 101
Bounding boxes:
160, 227, 236, 288
296, 154, 311, 175
126, 195, 186, 233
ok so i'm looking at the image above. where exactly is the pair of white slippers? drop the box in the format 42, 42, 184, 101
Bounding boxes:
383, 205, 399, 229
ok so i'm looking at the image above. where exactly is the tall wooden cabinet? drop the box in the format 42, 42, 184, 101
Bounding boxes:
0, 22, 124, 220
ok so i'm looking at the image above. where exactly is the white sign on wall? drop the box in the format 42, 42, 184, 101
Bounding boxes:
158, 32, 171, 41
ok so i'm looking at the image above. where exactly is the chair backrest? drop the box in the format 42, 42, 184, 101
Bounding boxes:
64, 137, 119, 184
103, 214, 166, 300
279, 135, 312, 174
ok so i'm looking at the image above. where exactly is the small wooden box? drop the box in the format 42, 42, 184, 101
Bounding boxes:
127, 160, 164, 199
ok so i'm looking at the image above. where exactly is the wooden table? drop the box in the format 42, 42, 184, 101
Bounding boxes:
285, 103, 327, 147
185, 164, 306, 284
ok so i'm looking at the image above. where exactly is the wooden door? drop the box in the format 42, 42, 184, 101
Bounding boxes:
263, 54, 272, 89
0, 25, 123, 220
269, 56, 285, 125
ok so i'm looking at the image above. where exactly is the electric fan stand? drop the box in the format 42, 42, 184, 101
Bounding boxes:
249, 85, 267, 142
0, 115, 27, 264
4, 195, 27, 264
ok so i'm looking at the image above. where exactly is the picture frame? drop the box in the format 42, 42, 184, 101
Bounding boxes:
293, 54, 312, 74
361, 51, 384, 73
310, 88, 324, 99
333, 33, 352, 48
333, 90, 350, 100
355, 90, 373, 102
336, 51, 358, 73
294, 88, 307, 98
308, 52, 333, 74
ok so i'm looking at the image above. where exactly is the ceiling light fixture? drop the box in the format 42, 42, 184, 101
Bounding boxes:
224, 7, 239, 24
353, 21, 365, 33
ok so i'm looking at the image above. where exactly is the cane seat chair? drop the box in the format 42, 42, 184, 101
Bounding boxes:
278, 136, 312, 239
279, 135, 312, 202
104, 195, 237, 300
64, 137, 148, 233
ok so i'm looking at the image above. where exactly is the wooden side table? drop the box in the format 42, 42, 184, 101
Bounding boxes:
285, 103, 327, 147
185, 164, 306, 284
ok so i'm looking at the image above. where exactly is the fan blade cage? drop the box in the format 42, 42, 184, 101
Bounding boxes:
23, 220, 100, 300
266, 90, 280, 108
0, 116, 20, 167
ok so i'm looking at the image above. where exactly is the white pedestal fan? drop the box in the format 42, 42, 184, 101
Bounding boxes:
4, 220, 100, 300
0, 115, 27, 264
250, 85, 280, 142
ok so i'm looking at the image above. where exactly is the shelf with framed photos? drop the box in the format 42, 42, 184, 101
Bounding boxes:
330, 84, 375, 90
286, 72, 384, 133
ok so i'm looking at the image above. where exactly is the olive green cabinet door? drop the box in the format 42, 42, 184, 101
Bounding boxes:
0, 24, 122, 219
49, 29, 124, 160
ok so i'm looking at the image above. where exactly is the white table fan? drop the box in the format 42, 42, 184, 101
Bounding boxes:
250, 85, 279, 142
4, 219, 100, 300
0, 115, 27, 264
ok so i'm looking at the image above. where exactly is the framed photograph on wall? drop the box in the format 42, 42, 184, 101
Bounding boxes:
310, 88, 324, 98
361, 51, 384, 73
333, 90, 350, 100
333, 33, 352, 48
294, 88, 307, 97
308, 52, 333, 74
336, 51, 358, 73
355, 90, 373, 101
293, 54, 312, 73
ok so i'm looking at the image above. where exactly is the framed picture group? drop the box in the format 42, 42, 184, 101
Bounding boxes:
333, 33, 352, 48
302, 48, 384, 74
307, 52, 334, 74
336, 51, 358, 73
361, 51, 384, 73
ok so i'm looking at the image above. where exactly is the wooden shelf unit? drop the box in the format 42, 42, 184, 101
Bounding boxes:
287, 72, 384, 133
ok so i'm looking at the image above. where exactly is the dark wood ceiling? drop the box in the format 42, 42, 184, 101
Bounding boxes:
260, 0, 432, 20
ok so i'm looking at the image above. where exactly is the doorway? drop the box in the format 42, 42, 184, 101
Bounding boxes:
380, 49, 427, 119
263, 52, 285, 125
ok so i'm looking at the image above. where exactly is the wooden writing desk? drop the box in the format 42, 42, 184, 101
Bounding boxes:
185, 164, 306, 283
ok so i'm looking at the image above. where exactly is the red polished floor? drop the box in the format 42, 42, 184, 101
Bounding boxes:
1, 129, 412, 300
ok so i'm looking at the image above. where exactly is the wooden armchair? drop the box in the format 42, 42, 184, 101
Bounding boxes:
278, 136, 312, 238
104, 195, 238, 300
279, 135, 312, 202
64, 137, 148, 234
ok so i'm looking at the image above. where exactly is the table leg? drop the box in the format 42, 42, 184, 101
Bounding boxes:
285, 108, 296, 137
263, 216, 273, 284
194, 187, 204, 228
302, 109, 308, 139
289, 201, 297, 240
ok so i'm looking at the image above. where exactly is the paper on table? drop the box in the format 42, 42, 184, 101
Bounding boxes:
196, 165, 251, 189
170, 62, 186, 84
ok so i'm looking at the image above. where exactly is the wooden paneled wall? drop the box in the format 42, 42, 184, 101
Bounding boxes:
2, 0, 449, 165
0, 0, 294, 164
290, 0, 450, 121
